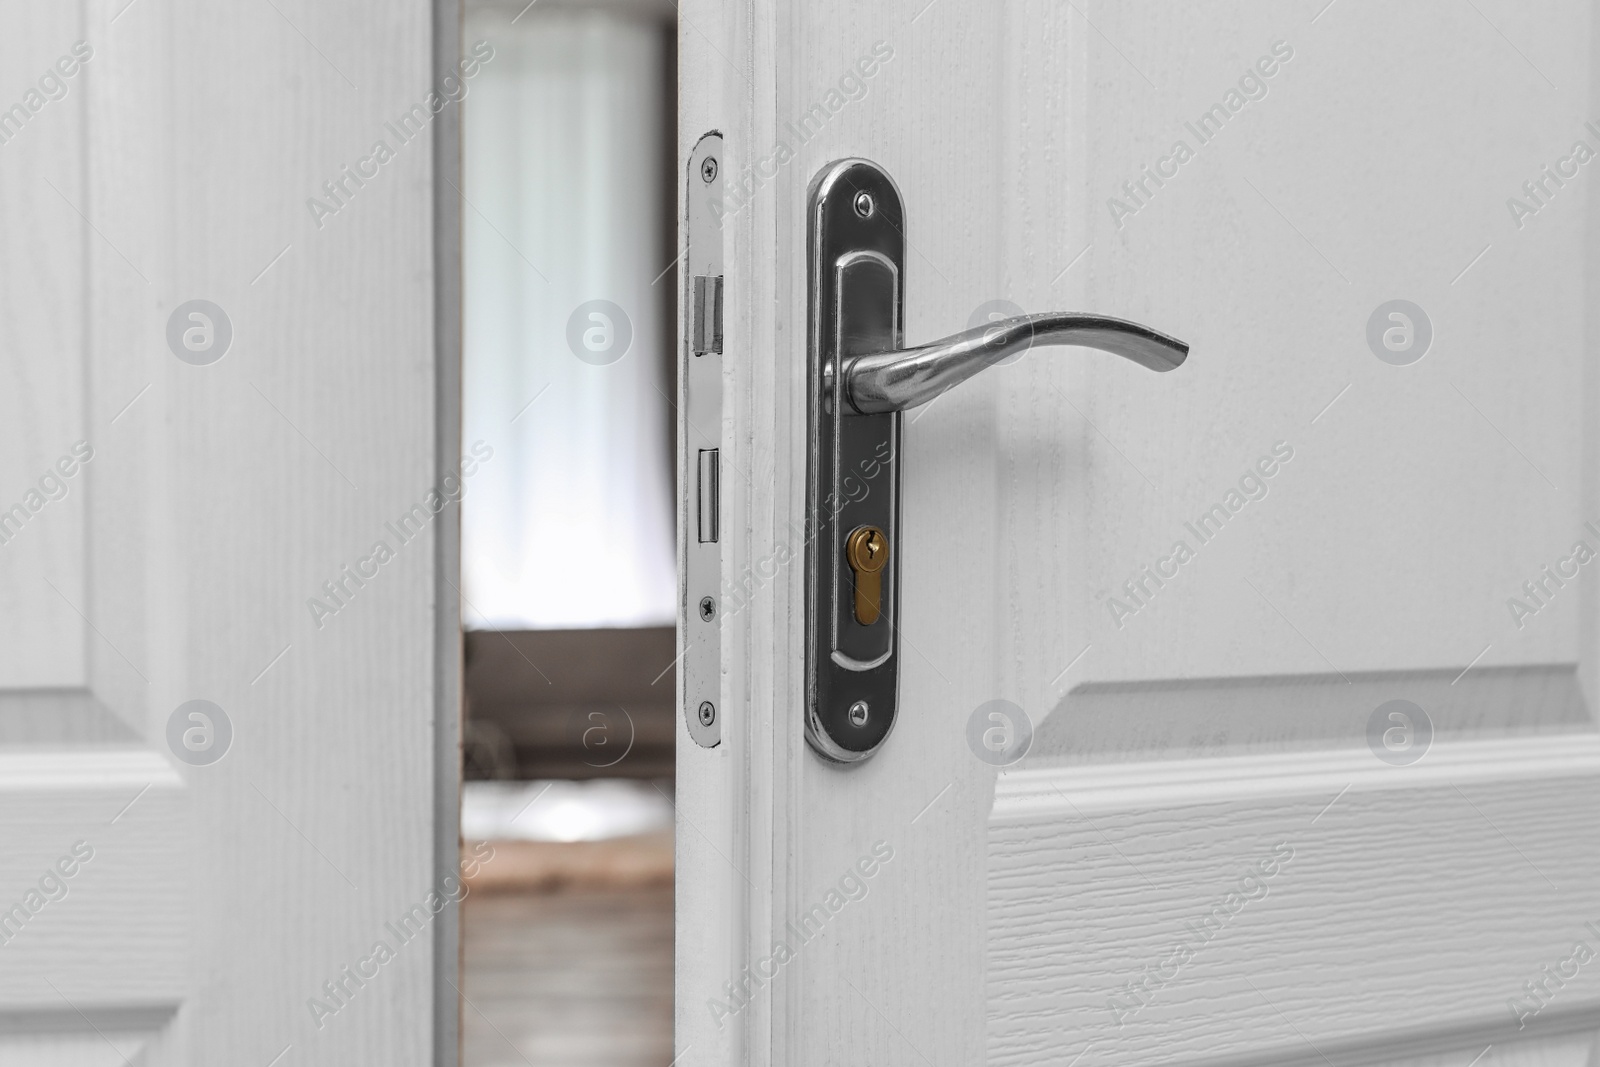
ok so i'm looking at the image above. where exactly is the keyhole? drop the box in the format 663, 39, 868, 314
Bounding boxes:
845, 525, 890, 626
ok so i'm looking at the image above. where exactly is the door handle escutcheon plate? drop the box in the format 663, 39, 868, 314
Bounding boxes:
805, 160, 904, 763
803, 158, 1187, 763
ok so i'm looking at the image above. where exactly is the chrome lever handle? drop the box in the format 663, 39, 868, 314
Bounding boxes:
803, 157, 1189, 764
842, 313, 1188, 415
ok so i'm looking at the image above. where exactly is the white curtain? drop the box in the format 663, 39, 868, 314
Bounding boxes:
461, 9, 675, 629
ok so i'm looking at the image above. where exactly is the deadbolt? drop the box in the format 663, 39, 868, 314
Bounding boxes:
845, 526, 889, 625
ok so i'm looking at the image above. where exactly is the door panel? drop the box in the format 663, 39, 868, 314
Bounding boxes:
0, 2, 189, 1052
681, 1, 1600, 1066
988, 740, 1600, 1063
0, 0, 454, 1062
0, 3, 91, 691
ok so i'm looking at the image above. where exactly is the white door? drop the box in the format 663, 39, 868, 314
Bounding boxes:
679, 3, 1600, 1067
0, 1, 458, 1063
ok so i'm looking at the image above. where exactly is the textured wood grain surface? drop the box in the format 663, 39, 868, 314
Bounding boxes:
989, 738, 1600, 1065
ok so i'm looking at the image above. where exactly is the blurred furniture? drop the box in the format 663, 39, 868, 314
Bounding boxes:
464, 627, 675, 780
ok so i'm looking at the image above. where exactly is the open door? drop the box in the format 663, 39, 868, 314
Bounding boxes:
679, 3, 1600, 1066
0, 1, 460, 1063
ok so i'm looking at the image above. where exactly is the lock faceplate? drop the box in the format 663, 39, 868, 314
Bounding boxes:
681, 132, 724, 750
805, 159, 903, 762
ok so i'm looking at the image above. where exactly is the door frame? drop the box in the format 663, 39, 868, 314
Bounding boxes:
676, 3, 804, 1066
433, 0, 465, 1061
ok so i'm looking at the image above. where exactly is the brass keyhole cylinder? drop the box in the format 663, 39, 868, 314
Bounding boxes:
845, 525, 889, 625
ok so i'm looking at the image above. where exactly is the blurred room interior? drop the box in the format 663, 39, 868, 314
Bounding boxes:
456, 1, 677, 1063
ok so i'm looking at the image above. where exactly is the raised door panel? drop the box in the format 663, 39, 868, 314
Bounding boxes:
0, 0, 187, 1045
0, 0, 448, 1062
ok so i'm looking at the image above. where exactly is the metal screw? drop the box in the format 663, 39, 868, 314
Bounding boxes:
701, 157, 718, 184
853, 191, 874, 218
698, 596, 716, 621
848, 700, 869, 727
698, 701, 716, 727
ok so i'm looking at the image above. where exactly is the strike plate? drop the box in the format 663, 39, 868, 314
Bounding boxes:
804, 159, 903, 763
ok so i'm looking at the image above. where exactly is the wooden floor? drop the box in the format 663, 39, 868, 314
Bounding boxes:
462, 886, 674, 1067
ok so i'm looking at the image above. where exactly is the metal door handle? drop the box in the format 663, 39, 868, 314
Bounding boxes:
838, 313, 1186, 414
804, 158, 1189, 763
